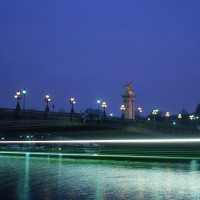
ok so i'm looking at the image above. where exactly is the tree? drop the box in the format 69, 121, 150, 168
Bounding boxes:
147, 109, 164, 122
80, 108, 103, 124
180, 109, 189, 125
195, 103, 200, 115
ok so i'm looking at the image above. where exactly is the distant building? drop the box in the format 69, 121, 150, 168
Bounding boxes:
121, 83, 136, 119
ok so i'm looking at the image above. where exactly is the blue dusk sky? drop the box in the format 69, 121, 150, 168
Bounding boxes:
0, 0, 200, 116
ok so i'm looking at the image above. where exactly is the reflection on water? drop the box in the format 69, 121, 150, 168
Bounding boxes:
1, 155, 200, 200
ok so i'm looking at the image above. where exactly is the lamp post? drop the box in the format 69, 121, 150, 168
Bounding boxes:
152, 109, 159, 121
44, 94, 51, 116
70, 97, 76, 121
120, 104, 125, 119
14, 90, 21, 111
138, 107, 142, 120
22, 88, 26, 112
97, 98, 101, 111
165, 111, 170, 122
178, 114, 182, 119
102, 101, 107, 121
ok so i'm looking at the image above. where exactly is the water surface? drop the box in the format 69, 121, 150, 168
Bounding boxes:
0, 155, 200, 200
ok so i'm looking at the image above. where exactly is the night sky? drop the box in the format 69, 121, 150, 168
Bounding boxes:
0, 0, 200, 116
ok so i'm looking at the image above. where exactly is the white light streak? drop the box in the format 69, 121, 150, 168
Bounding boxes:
1, 139, 200, 144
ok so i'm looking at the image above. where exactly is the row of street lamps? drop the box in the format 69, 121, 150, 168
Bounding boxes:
14, 89, 144, 119
13, 90, 181, 121
14, 90, 78, 118
150, 109, 191, 121
14, 89, 197, 121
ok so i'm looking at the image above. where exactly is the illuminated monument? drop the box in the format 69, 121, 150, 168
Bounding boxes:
121, 82, 136, 119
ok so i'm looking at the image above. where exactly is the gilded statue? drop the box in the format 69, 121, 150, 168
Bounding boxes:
124, 82, 133, 93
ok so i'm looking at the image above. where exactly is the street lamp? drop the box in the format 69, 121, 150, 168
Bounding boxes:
190, 115, 195, 120
97, 98, 101, 111
44, 94, 51, 112
14, 90, 21, 110
102, 101, 107, 121
70, 97, 75, 113
152, 109, 159, 115
22, 88, 26, 112
166, 112, 170, 117
178, 114, 182, 119
120, 104, 125, 119
165, 111, 170, 122
70, 97, 76, 121
138, 107, 142, 120
152, 109, 159, 121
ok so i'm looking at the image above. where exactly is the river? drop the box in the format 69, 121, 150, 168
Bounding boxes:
0, 154, 200, 200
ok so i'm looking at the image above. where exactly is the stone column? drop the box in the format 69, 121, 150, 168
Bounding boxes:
121, 83, 136, 119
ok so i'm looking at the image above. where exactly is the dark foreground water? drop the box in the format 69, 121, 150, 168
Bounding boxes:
1, 155, 200, 200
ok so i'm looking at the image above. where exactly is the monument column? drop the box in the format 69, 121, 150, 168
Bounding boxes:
121, 83, 136, 119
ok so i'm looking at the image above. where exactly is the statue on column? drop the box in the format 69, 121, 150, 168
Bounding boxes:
124, 82, 133, 94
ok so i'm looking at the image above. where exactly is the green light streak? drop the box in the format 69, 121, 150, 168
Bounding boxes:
1, 151, 200, 160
